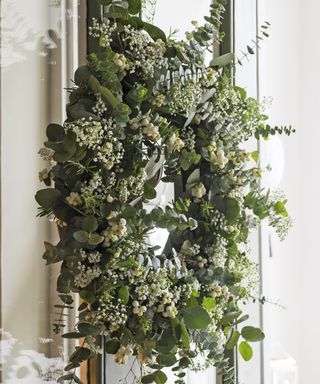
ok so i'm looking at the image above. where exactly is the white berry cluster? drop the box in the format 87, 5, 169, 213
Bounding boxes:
166, 134, 185, 153
102, 218, 127, 247
114, 346, 133, 364
129, 115, 161, 141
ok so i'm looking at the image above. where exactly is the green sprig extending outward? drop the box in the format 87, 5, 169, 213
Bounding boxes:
36, 0, 292, 383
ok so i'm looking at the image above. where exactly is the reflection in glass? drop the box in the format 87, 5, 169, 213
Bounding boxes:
1, 0, 82, 382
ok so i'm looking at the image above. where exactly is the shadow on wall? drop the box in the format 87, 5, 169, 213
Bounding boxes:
0, 329, 65, 383
0, 1, 65, 69
1, 0, 68, 381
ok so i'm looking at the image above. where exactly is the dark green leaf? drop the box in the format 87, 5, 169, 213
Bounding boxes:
224, 197, 241, 223
88, 74, 101, 93
105, 338, 121, 354
80, 289, 96, 304
35, 189, 61, 209
183, 306, 211, 329
143, 22, 167, 42
62, 332, 84, 339
241, 326, 265, 342
58, 374, 76, 382
73, 230, 89, 243
144, 179, 157, 200
82, 216, 98, 232
142, 375, 156, 384
157, 328, 176, 354
247, 45, 255, 54
78, 323, 104, 336
128, 0, 141, 14
154, 370, 168, 384
69, 346, 91, 364
74, 65, 92, 85
46, 124, 64, 141
156, 353, 177, 367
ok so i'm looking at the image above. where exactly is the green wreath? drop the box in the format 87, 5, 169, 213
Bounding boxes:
36, 1, 293, 383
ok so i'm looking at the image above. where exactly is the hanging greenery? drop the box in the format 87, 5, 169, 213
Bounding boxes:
36, 0, 293, 383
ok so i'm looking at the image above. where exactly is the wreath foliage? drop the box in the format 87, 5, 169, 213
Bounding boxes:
36, 1, 293, 383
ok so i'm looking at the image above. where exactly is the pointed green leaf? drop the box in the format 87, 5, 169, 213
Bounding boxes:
210, 52, 234, 67
226, 330, 240, 350
180, 322, 190, 349
118, 286, 130, 304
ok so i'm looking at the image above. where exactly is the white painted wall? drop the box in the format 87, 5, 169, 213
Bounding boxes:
258, 1, 314, 383
1, 0, 52, 349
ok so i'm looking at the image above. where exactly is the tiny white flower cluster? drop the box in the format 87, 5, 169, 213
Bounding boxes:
102, 218, 127, 247
81, 172, 116, 208
168, 80, 202, 116
205, 236, 228, 268
126, 168, 147, 196
92, 95, 108, 117
74, 263, 102, 288
122, 25, 167, 77
89, 18, 117, 47
268, 189, 293, 241
206, 82, 259, 145
80, 249, 102, 264
129, 116, 160, 141
96, 299, 128, 330
229, 256, 259, 299
65, 118, 124, 169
